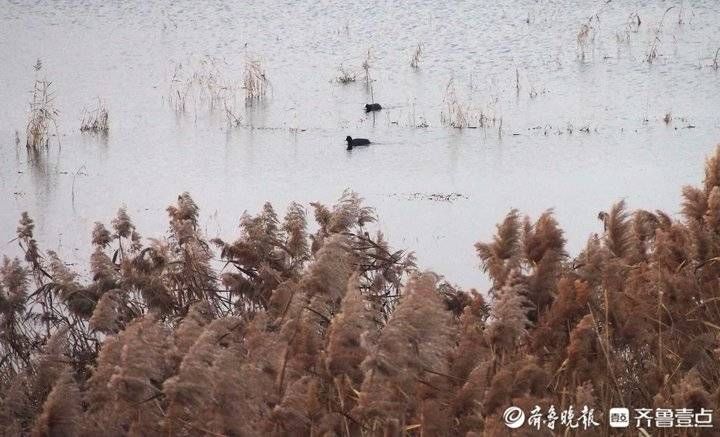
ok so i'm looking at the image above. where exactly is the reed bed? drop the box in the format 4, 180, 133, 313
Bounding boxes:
2, 144, 720, 435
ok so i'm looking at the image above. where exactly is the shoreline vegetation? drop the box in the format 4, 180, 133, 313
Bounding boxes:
2, 145, 720, 435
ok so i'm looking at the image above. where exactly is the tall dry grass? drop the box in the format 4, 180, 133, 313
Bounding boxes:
409, 43, 423, 69
440, 79, 470, 128
335, 64, 357, 84
2, 148, 720, 435
646, 7, 676, 63
80, 98, 109, 134
243, 58, 270, 102
362, 48, 373, 85
168, 56, 238, 114
25, 79, 59, 149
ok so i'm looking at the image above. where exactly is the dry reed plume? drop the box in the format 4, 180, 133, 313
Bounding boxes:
3, 147, 720, 435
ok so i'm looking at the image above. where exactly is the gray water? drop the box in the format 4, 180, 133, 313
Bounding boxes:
1, 0, 719, 290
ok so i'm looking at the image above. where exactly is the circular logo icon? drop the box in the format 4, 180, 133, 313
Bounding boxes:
503, 406, 526, 429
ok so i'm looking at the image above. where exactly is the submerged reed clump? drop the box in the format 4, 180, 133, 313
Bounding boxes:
243, 58, 270, 102
646, 6, 675, 64
168, 55, 238, 114
576, 22, 594, 61
663, 111, 672, 125
25, 79, 59, 149
4, 147, 720, 435
440, 78, 471, 128
80, 98, 109, 134
361, 48, 373, 84
409, 42, 423, 69
335, 64, 357, 84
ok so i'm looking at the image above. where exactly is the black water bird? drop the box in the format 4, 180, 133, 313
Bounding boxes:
365, 103, 382, 112
346, 136, 371, 150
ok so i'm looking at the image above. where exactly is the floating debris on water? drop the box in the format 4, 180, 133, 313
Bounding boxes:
390, 192, 468, 202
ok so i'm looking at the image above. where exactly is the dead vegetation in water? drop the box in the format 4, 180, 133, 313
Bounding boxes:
390, 192, 467, 202
440, 79, 502, 133
80, 98, 109, 134
646, 6, 675, 64
616, 11, 642, 43
4, 147, 720, 435
440, 79, 471, 128
409, 42, 423, 69
168, 56, 238, 114
25, 79, 59, 149
334, 49, 374, 86
335, 64, 357, 84
362, 48, 374, 85
383, 101, 430, 129
576, 13, 600, 61
224, 103, 244, 127
243, 58, 270, 102
407, 101, 429, 128
524, 122, 594, 137
663, 111, 673, 125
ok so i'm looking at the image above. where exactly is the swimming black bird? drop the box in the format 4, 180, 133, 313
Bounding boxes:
346, 136, 371, 150
365, 103, 382, 112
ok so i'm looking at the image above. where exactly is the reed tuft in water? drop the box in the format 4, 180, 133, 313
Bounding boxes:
243, 58, 270, 102
25, 79, 59, 149
440, 79, 470, 128
646, 6, 675, 64
335, 64, 357, 84
409, 42, 423, 69
168, 56, 237, 114
80, 98, 109, 134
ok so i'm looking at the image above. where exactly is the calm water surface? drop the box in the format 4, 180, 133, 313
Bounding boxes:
1, 1, 720, 289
